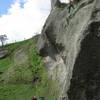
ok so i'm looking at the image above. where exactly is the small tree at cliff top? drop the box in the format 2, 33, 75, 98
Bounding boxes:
0, 34, 8, 46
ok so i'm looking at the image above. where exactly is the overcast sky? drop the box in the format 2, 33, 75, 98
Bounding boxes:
0, 0, 68, 43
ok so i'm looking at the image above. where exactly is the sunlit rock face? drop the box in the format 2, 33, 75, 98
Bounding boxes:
37, 0, 100, 100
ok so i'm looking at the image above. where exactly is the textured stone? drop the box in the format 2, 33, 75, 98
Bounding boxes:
37, 0, 100, 100
0, 50, 9, 59
14, 49, 28, 65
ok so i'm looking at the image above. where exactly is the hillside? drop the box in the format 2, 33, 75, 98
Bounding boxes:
0, 36, 59, 100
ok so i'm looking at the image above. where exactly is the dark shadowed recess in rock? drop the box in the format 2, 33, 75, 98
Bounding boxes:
67, 22, 100, 100
44, 23, 65, 54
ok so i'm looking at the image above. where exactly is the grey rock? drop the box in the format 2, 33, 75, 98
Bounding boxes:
14, 49, 28, 65
0, 50, 9, 59
37, 0, 100, 100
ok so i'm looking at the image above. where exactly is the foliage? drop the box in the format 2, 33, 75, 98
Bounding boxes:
0, 37, 59, 100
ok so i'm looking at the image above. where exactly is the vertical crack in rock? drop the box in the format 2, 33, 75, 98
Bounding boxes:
68, 22, 100, 100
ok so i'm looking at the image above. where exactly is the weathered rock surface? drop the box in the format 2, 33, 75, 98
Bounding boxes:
0, 49, 9, 59
14, 49, 28, 65
37, 0, 100, 100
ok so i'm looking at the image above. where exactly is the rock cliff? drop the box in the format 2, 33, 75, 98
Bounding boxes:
37, 0, 100, 100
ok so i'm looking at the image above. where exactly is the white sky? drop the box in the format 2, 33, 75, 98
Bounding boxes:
0, 0, 68, 43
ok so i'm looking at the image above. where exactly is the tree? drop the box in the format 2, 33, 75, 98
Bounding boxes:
0, 34, 8, 46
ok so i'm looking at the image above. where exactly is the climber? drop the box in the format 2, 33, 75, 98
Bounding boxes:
68, 0, 74, 13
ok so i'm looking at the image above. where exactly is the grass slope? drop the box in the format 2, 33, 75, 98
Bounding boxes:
0, 37, 59, 100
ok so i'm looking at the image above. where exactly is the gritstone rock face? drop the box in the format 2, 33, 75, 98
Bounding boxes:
37, 0, 100, 100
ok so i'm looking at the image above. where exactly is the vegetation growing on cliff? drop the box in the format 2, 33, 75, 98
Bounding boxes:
0, 37, 59, 100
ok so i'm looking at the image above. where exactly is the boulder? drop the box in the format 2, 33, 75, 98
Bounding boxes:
0, 50, 9, 59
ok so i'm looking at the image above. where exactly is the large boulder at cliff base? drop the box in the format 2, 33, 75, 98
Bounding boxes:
0, 50, 9, 59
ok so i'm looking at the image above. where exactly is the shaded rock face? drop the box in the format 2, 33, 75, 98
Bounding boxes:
0, 50, 9, 59
68, 22, 100, 100
37, 0, 100, 100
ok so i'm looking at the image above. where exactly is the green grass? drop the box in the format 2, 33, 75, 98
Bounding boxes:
0, 56, 12, 72
0, 37, 59, 100
0, 79, 59, 100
